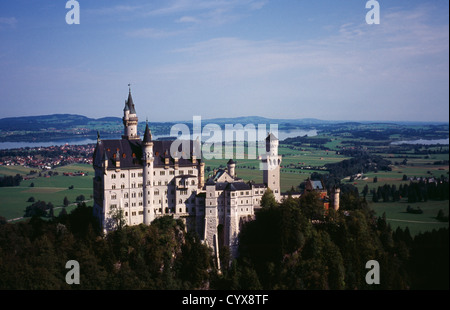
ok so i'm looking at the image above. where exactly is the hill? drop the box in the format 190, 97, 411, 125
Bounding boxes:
1, 114, 448, 143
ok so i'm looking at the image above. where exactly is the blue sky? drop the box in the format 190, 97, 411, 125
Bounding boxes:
0, 0, 448, 122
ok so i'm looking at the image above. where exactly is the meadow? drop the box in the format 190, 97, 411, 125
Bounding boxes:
0, 164, 93, 221
369, 199, 448, 236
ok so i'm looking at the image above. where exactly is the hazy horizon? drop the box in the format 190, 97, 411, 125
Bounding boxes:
1, 112, 449, 125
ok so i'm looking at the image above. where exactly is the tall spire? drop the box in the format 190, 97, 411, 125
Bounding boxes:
127, 85, 136, 114
122, 85, 139, 140
143, 120, 153, 144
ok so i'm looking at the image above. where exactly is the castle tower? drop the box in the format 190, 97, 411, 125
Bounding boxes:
122, 87, 139, 140
205, 179, 220, 269
227, 159, 236, 178
142, 121, 154, 225
225, 183, 239, 258
333, 187, 340, 211
262, 133, 282, 201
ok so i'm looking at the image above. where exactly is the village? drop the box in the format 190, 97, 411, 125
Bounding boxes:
0, 143, 95, 171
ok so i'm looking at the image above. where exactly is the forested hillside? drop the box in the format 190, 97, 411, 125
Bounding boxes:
0, 194, 447, 290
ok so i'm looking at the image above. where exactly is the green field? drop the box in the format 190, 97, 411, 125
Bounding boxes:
369, 199, 449, 236
0, 164, 93, 221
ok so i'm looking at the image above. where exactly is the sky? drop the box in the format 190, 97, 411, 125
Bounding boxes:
0, 0, 448, 123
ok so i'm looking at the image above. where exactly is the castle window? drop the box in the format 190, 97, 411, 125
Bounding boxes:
124, 193, 128, 198
111, 194, 116, 200
169, 170, 175, 175
121, 184, 125, 189
120, 173, 125, 178
112, 184, 116, 189
111, 174, 116, 179
132, 153, 136, 158
188, 170, 193, 175
191, 180, 195, 185
160, 171, 165, 176
122, 153, 126, 158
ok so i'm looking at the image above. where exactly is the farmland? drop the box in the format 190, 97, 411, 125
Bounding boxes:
0, 164, 93, 221
0, 121, 448, 236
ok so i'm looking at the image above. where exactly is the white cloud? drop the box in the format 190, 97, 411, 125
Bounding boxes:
126, 28, 183, 39
85, 5, 143, 15
176, 16, 200, 23
141, 4, 448, 121
145, 0, 267, 25
0, 17, 17, 29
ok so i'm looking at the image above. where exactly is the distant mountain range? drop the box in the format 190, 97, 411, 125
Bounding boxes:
0, 114, 448, 143
0, 113, 332, 131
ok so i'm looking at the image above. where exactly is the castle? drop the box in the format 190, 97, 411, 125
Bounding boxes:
92, 89, 284, 260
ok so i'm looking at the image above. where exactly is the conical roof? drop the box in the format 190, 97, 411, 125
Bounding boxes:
143, 121, 152, 144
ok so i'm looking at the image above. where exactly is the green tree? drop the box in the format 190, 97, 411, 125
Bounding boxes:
299, 191, 324, 220
260, 187, 277, 208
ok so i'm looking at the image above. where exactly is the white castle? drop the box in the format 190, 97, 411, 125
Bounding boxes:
92, 89, 282, 260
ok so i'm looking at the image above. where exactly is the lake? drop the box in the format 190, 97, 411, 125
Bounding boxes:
0, 129, 318, 150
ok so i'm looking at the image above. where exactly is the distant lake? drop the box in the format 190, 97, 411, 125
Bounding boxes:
0, 138, 98, 150
391, 138, 449, 145
0, 129, 318, 150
